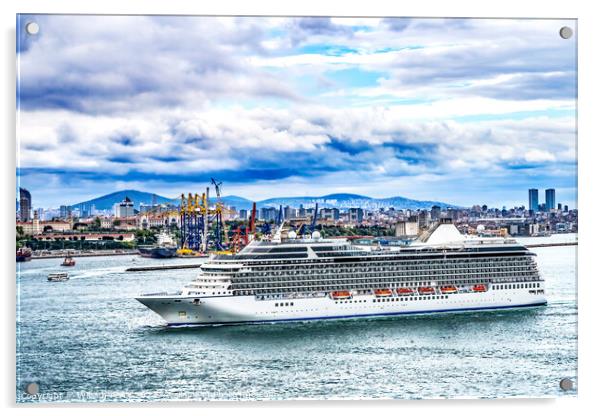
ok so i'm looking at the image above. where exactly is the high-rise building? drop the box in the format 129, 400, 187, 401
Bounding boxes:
59, 205, 72, 219
260, 207, 277, 222
239, 209, 248, 220
319, 208, 340, 221
545, 189, 556, 212
528, 189, 539, 212
431, 205, 442, 221
19, 188, 32, 221
557, 203, 562, 211
349, 208, 364, 223
115, 196, 134, 218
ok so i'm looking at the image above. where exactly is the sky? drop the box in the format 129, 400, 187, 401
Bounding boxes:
16, 15, 577, 209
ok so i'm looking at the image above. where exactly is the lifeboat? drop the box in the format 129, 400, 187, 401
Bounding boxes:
330, 290, 352, 300
472, 284, 487, 293
440, 285, 457, 294
396, 287, 414, 296
417, 286, 435, 295
374, 288, 393, 297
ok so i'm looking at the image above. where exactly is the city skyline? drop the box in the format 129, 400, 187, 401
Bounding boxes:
17, 185, 575, 216
17, 16, 577, 209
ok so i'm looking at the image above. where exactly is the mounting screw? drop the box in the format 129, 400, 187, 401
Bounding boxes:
559, 26, 573, 39
25, 382, 39, 395
25, 22, 40, 35
559, 378, 575, 391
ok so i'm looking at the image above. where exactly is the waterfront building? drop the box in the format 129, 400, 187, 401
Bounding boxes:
19, 188, 32, 221
528, 189, 539, 212
545, 189, 556, 212
16, 219, 72, 236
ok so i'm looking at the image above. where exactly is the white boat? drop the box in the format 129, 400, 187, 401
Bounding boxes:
47, 272, 69, 282
136, 221, 546, 326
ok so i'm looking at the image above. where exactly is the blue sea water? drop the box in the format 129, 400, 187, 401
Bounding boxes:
16, 235, 577, 402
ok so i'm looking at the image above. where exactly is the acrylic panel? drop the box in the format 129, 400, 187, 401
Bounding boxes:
16, 15, 577, 402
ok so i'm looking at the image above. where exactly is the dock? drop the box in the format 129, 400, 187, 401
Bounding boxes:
125, 264, 203, 272
524, 242, 577, 248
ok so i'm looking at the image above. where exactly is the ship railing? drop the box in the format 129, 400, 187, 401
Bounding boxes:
140, 291, 182, 297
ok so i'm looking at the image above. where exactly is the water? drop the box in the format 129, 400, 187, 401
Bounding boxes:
16, 236, 577, 402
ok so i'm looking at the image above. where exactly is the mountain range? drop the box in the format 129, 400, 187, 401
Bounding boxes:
72, 190, 457, 212
71, 190, 173, 211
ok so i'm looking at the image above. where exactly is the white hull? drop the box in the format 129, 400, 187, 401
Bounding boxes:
136, 288, 547, 326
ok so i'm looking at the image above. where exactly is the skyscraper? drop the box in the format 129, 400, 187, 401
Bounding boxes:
19, 187, 32, 221
528, 189, 539, 212
545, 189, 556, 212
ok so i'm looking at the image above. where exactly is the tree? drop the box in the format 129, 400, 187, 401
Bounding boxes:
113, 219, 121, 227
92, 216, 101, 230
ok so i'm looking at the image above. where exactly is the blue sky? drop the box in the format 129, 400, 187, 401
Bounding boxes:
16, 16, 577, 209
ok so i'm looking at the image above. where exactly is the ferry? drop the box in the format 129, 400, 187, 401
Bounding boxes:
48, 272, 69, 282
136, 220, 547, 326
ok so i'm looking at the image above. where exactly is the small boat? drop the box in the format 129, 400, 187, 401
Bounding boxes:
48, 272, 69, 282
418, 286, 435, 295
16, 247, 32, 262
396, 287, 414, 296
61, 255, 76, 267
373, 288, 393, 297
330, 290, 352, 300
440, 285, 458, 294
472, 284, 487, 292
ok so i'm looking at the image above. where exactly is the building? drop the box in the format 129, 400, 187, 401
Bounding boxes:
284, 206, 297, 220
418, 210, 430, 229
16, 218, 72, 236
348, 208, 364, 224
395, 218, 419, 237
239, 209, 248, 220
115, 196, 135, 218
430, 205, 442, 221
528, 189, 539, 212
545, 189, 556, 212
59, 205, 73, 219
260, 207, 277, 222
19, 187, 32, 221
319, 208, 340, 221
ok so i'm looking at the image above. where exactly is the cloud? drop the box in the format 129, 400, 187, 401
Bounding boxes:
16, 15, 577, 208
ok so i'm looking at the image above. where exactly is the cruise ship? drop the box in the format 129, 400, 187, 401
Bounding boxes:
136, 220, 546, 326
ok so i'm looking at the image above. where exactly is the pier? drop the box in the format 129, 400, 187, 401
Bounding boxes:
126, 264, 203, 272
524, 242, 577, 248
